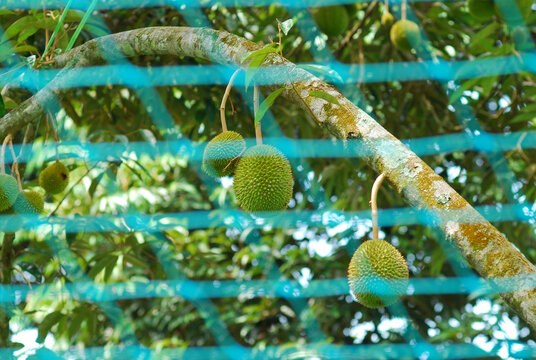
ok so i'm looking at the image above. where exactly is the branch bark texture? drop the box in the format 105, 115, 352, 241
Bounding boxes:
2, 26, 536, 329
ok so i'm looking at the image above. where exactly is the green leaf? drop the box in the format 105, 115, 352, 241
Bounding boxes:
0, 94, 5, 118
240, 43, 279, 64
88, 255, 112, 279
68, 310, 84, 341
278, 18, 294, 35
66, 0, 98, 51
38, 311, 64, 343
43, 0, 73, 57
297, 64, 344, 83
103, 255, 118, 281
124, 254, 150, 269
88, 171, 105, 197
254, 87, 285, 126
309, 90, 340, 105
245, 55, 268, 91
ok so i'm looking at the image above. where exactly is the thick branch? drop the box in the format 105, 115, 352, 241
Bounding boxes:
2, 26, 536, 329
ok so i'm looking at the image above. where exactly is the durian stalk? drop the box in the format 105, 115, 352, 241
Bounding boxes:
371, 172, 386, 241
254, 86, 262, 145
219, 69, 241, 132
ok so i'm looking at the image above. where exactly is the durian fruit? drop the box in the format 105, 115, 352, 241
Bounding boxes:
468, 0, 496, 21
313, 6, 350, 37
12, 190, 44, 214
0, 174, 19, 211
511, 26, 531, 50
202, 131, 246, 178
390, 20, 421, 51
381, 12, 395, 27
39, 161, 69, 194
233, 144, 293, 212
348, 239, 409, 308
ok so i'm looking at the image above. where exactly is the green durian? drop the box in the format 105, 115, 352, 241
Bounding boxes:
39, 162, 69, 194
0, 174, 19, 211
348, 239, 409, 308
468, 0, 496, 21
202, 131, 246, 178
390, 20, 421, 51
381, 12, 395, 27
313, 5, 350, 37
233, 144, 293, 212
13, 190, 45, 214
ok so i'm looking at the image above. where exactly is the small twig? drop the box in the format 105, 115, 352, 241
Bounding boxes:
17, 120, 39, 179
13, 266, 32, 288
370, 173, 386, 241
337, 1, 378, 55
222, 147, 247, 172
277, 21, 283, 57
219, 69, 241, 132
253, 86, 262, 145
46, 111, 60, 162
7, 138, 22, 191
49, 163, 97, 216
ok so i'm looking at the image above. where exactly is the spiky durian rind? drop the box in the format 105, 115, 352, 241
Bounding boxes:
348, 239, 409, 308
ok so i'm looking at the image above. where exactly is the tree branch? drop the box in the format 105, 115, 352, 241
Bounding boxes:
2, 26, 536, 329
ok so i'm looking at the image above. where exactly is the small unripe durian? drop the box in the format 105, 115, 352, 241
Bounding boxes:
0, 174, 19, 211
313, 6, 350, 37
390, 20, 421, 51
511, 27, 530, 50
233, 144, 293, 212
348, 239, 409, 308
381, 12, 395, 27
13, 190, 44, 214
39, 162, 69, 194
468, 0, 495, 21
202, 131, 246, 178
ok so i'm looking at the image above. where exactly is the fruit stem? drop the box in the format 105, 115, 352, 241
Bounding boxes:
7, 138, 22, 191
371, 172, 386, 241
384, 0, 389, 14
220, 68, 241, 132
0, 134, 12, 175
402, 0, 407, 21
254, 85, 262, 145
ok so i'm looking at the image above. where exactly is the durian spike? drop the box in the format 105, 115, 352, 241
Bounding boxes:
220, 68, 241, 132
254, 86, 262, 145
370, 172, 386, 241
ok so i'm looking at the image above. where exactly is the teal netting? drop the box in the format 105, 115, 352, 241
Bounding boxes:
0, 0, 536, 359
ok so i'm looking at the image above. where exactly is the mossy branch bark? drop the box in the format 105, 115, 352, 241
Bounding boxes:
1, 26, 536, 329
